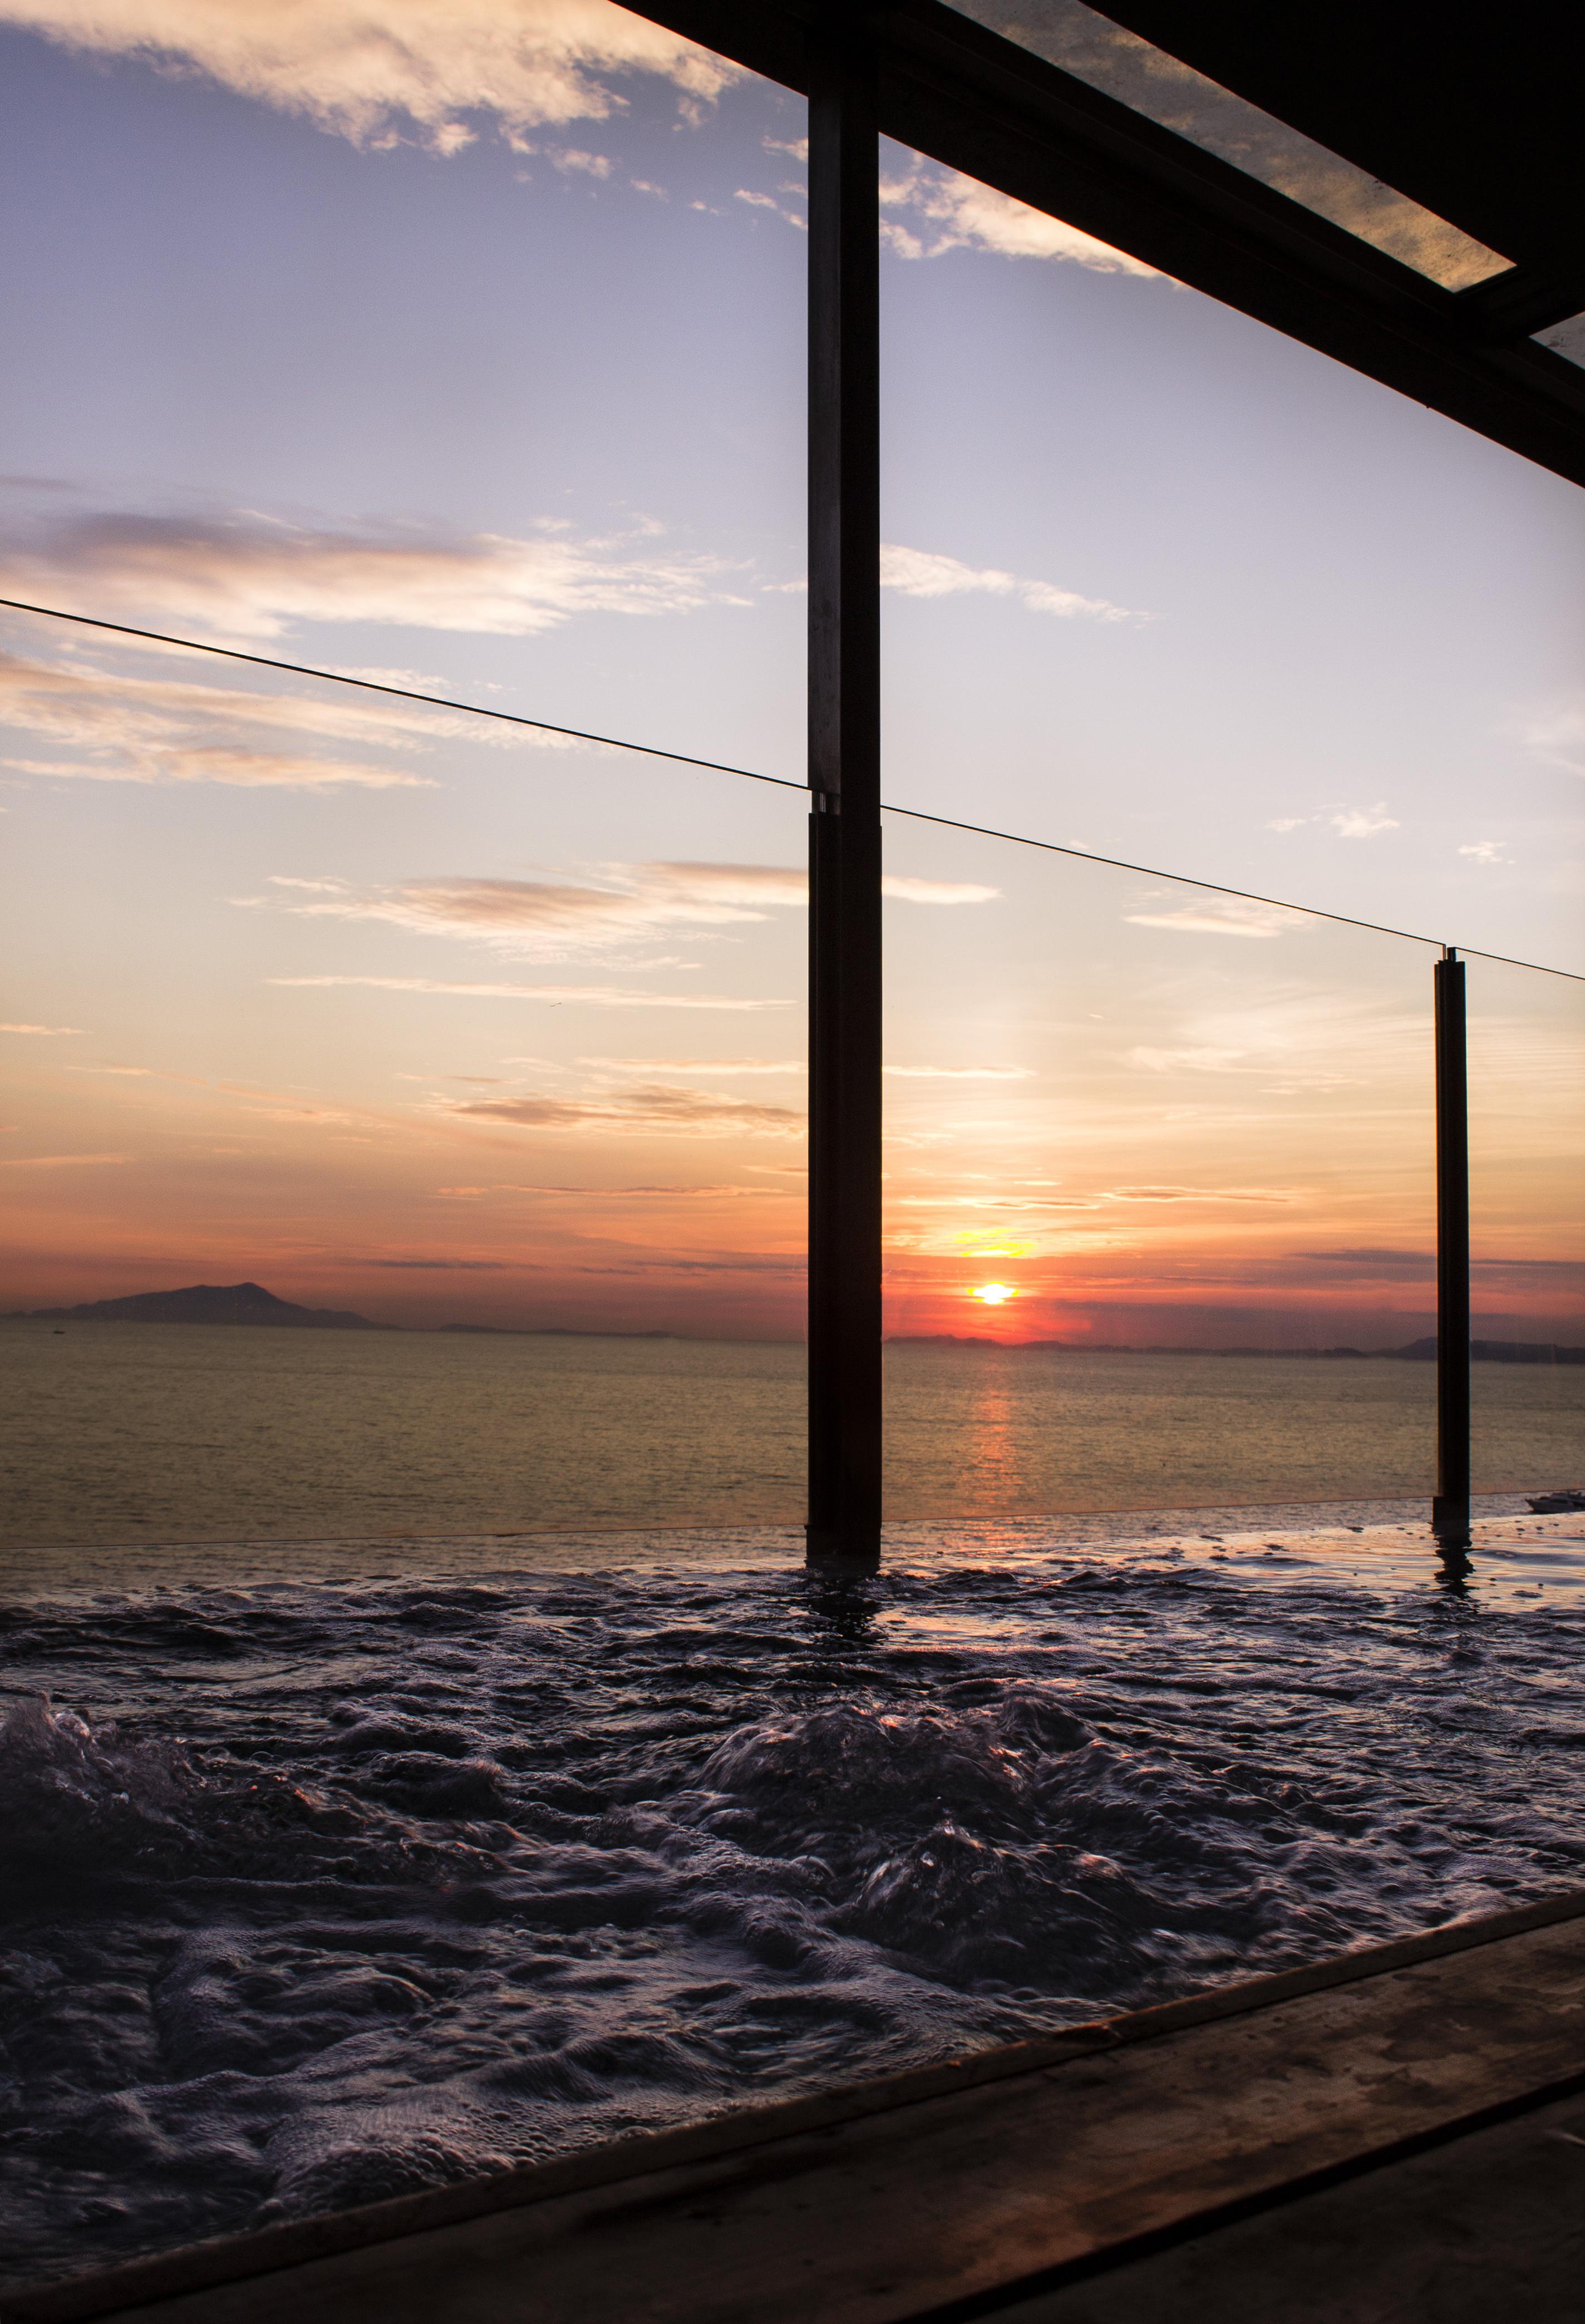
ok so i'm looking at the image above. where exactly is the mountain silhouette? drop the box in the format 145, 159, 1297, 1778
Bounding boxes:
12, 1281, 386, 1330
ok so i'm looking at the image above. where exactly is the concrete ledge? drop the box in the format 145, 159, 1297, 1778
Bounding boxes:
8, 1888, 1585, 2324
992, 2087, 1585, 2322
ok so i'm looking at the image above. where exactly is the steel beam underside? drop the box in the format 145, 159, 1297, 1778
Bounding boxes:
621, 0, 1585, 490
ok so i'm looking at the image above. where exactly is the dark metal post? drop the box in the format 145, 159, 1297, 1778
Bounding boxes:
1433, 948, 1472, 1552
806, 5, 883, 1566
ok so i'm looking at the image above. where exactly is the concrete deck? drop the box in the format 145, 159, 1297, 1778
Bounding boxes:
9, 1892, 1584, 2324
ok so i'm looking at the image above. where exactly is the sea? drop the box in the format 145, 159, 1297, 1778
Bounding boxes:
2, 1322, 1583, 2292
2, 1321, 1582, 1583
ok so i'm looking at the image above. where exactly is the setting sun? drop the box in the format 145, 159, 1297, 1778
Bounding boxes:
970, 1283, 1018, 1306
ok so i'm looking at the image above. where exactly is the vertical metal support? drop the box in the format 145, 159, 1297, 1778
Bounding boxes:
1434, 948, 1472, 1553
806, 6, 883, 1567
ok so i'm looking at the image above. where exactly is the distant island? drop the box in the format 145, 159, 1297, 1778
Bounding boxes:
3, 1282, 676, 1337
888, 1334, 1585, 1365
7, 1282, 389, 1331
5, 1287, 1580, 1361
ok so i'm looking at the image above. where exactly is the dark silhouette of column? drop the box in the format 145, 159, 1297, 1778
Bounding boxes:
806, 5, 882, 1567
1434, 948, 1472, 1553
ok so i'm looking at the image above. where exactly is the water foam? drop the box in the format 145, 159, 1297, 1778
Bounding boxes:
2, 1543, 1582, 2288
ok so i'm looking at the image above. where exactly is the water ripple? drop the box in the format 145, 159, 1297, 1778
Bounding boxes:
2, 1533, 1582, 2288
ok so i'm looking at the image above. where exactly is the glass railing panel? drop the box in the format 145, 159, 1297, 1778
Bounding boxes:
1466, 954, 1585, 1500
1, 18, 820, 2298
875, 147, 1580, 998
880, 808, 1439, 1521
0, 606, 808, 1586
0, 9, 806, 775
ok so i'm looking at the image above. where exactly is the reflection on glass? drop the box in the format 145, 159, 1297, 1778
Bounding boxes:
1466, 957, 1585, 1496
881, 809, 1443, 1515
944, 0, 1510, 288
0, 608, 808, 1580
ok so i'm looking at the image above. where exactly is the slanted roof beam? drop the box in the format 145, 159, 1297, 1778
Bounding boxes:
624, 0, 1585, 487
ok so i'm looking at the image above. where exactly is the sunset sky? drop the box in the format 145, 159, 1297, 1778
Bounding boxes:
1, 0, 1581, 1345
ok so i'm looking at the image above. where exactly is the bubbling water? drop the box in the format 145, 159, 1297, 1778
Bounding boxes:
2, 1536, 1582, 2289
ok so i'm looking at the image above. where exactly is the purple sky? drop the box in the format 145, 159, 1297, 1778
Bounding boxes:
1, 2, 1579, 1339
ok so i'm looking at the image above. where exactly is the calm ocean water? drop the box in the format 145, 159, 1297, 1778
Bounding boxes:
1, 1320, 1581, 1587
3, 1321, 1583, 2293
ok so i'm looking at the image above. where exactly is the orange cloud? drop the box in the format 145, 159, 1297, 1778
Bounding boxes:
450, 1085, 803, 1136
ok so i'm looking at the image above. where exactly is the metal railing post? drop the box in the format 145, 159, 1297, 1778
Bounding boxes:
1434, 948, 1472, 1553
806, 4, 883, 1567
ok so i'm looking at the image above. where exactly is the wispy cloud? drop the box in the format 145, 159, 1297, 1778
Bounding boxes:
883, 1064, 1033, 1080
436, 1179, 780, 1199
1126, 1045, 1249, 1073
450, 1085, 803, 1136
0, 506, 736, 642
1124, 894, 1307, 939
734, 187, 805, 232
327, 663, 450, 689
1524, 702, 1585, 777
269, 976, 791, 1011
0, 1021, 83, 1035
0, 1150, 127, 1168
764, 545, 1141, 622
880, 873, 1001, 904
1102, 1185, 1294, 1204
1127, 990, 1425, 1087
586, 1056, 804, 1076
879, 543, 1140, 624
368, 1257, 508, 1269
1331, 804, 1399, 839
249, 860, 996, 964
14, 745, 429, 789
879, 158, 1156, 275
881, 541, 1024, 598
0, 1, 737, 150
1267, 805, 1399, 839
732, 143, 1153, 274
254, 863, 792, 961
0, 638, 556, 788
1459, 839, 1513, 866
1296, 1247, 1435, 1269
